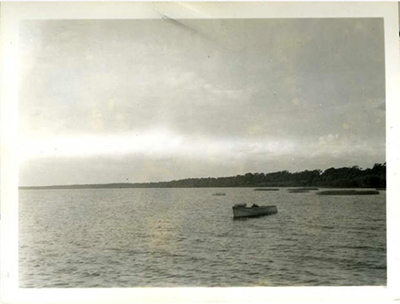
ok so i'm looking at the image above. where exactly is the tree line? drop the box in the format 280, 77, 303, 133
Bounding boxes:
21, 163, 386, 189
143, 163, 386, 188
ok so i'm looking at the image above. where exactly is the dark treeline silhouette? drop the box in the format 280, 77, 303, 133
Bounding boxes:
20, 163, 386, 190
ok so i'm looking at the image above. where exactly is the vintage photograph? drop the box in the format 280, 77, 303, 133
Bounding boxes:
16, 16, 387, 288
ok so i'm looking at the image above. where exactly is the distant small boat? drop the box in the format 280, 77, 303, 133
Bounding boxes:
232, 203, 277, 219
213, 193, 226, 196
316, 190, 380, 196
254, 188, 279, 191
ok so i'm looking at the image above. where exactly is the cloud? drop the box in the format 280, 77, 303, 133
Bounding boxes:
19, 129, 298, 163
18, 18, 386, 185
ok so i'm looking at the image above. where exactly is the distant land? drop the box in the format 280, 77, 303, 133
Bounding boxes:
20, 163, 386, 190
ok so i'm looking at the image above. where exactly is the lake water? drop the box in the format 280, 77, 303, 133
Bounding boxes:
19, 188, 386, 287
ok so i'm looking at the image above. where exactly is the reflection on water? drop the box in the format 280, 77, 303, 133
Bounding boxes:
19, 188, 386, 287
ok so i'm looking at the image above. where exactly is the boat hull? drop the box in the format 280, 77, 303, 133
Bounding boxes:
232, 205, 278, 219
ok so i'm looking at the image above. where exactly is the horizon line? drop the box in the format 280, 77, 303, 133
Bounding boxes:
19, 162, 385, 188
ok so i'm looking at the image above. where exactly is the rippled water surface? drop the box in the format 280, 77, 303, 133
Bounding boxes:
19, 188, 386, 287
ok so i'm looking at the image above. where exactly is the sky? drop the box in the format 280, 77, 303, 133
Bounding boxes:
18, 18, 385, 186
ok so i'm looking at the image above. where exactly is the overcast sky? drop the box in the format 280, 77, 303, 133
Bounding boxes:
18, 18, 385, 186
